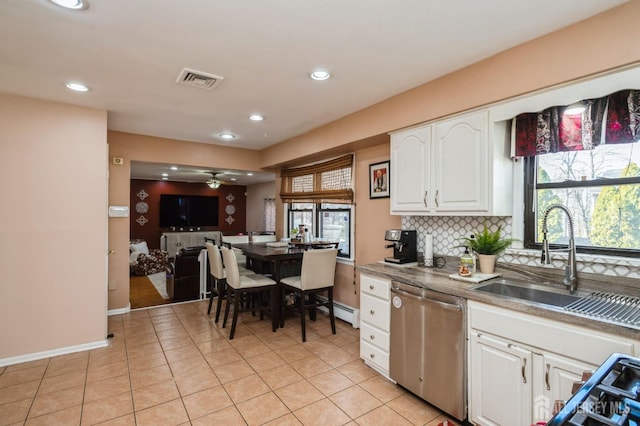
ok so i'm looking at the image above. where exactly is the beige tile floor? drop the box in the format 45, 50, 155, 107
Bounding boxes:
0, 300, 461, 425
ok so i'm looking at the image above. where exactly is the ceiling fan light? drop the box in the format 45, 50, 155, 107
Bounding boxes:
207, 177, 221, 189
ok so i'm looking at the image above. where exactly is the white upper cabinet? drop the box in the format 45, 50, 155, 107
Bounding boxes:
433, 110, 488, 212
390, 125, 431, 212
390, 110, 512, 216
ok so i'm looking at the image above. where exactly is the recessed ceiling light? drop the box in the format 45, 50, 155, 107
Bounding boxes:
219, 132, 235, 140
48, 0, 89, 10
309, 69, 331, 81
162, 177, 168, 181
170, 166, 178, 170
249, 114, 264, 121
162, 173, 168, 177
65, 82, 89, 92
230, 178, 237, 181
247, 172, 254, 176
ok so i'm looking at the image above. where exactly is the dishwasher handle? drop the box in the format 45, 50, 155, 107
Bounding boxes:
391, 286, 462, 312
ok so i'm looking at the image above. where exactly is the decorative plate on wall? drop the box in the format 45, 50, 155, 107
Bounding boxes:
135, 201, 149, 214
225, 204, 236, 215
137, 189, 149, 200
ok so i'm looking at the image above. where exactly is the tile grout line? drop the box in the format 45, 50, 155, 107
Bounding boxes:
21, 357, 51, 423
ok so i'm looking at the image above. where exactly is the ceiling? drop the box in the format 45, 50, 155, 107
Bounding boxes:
130, 161, 276, 185
0, 0, 628, 184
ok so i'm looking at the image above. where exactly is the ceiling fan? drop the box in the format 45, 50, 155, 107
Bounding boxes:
206, 172, 224, 189
205, 170, 243, 188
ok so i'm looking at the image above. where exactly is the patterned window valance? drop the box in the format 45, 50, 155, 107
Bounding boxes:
514, 89, 640, 157
280, 154, 354, 204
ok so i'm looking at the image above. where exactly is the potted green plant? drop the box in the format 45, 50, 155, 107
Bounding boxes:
460, 224, 517, 273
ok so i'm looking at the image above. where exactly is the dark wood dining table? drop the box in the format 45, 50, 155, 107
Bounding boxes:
229, 242, 341, 328
229, 242, 307, 327
230, 242, 306, 283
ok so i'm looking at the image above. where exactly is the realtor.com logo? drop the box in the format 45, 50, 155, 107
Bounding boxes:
534, 395, 629, 421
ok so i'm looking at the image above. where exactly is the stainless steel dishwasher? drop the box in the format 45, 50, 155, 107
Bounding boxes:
389, 281, 466, 421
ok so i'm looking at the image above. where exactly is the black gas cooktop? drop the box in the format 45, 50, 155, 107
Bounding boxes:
548, 353, 640, 425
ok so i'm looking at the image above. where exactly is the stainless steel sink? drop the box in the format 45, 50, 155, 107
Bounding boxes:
473, 278, 585, 307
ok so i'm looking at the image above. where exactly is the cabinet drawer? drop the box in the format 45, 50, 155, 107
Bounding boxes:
360, 322, 390, 351
361, 293, 390, 331
361, 274, 390, 300
361, 340, 389, 372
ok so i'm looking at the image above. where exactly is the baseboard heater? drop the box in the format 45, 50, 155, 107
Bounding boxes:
315, 295, 360, 328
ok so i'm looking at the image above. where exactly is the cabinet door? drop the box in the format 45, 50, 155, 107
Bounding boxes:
536, 353, 594, 423
470, 332, 533, 426
390, 126, 431, 212
433, 110, 488, 212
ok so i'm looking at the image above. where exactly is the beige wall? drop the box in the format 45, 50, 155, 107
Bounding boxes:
260, 1, 640, 169
246, 181, 277, 232
107, 131, 268, 310
0, 94, 108, 361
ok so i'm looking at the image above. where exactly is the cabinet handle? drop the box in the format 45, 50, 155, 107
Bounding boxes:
369, 285, 374, 290
370, 310, 375, 315
545, 363, 551, 391
521, 358, 527, 384
370, 335, 375, 340
423, 191, 428, 208
435, 190, 439, 207
369, 353, 375, 359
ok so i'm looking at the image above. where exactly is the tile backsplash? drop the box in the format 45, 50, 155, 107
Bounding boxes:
402, 215, 513, 258
402, 215, 640, 279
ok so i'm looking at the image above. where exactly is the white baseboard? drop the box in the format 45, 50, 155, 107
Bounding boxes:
0, 340, 108, 367
108, 303, 131, 316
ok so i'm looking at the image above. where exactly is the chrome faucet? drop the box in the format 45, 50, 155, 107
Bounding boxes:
541, 204, 578, 292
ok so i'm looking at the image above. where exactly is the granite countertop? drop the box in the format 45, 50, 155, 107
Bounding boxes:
357, 258, 640, 340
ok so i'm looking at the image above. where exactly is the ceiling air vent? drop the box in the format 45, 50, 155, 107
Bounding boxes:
176, 68, 224, 90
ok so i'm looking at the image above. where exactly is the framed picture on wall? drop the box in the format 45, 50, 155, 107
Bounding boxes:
369, 161, 390, 199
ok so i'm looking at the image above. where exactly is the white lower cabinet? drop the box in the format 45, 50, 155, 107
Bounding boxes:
359, 273, 391, 377
542, 352, 594, 415
470, 332, 533, 426
468, 301, 637, 426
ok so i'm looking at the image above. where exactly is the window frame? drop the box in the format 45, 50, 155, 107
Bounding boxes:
286, 202, 353, 259
523, 156, 640, 258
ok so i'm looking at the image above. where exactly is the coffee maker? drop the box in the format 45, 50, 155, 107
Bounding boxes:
384, 229, 417, 264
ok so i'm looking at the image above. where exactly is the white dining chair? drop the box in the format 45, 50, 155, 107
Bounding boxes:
220, 246, 278, 339
279, 248, 338, 342
205, 242, 252, 323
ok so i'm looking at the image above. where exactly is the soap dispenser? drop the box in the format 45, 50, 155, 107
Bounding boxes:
458, 247, 475, 277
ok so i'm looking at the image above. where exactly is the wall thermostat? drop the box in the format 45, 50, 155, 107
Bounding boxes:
112, 157, 124, 165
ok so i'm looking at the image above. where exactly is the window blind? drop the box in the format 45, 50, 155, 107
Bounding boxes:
280, 154, 354, 204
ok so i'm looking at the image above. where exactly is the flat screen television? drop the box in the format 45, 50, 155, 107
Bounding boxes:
159, 194, 219, 227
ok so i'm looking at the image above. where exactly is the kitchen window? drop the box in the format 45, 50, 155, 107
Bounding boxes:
519, 89, 640, 257
287, 202, 352, 258
280, 154, 354, 259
